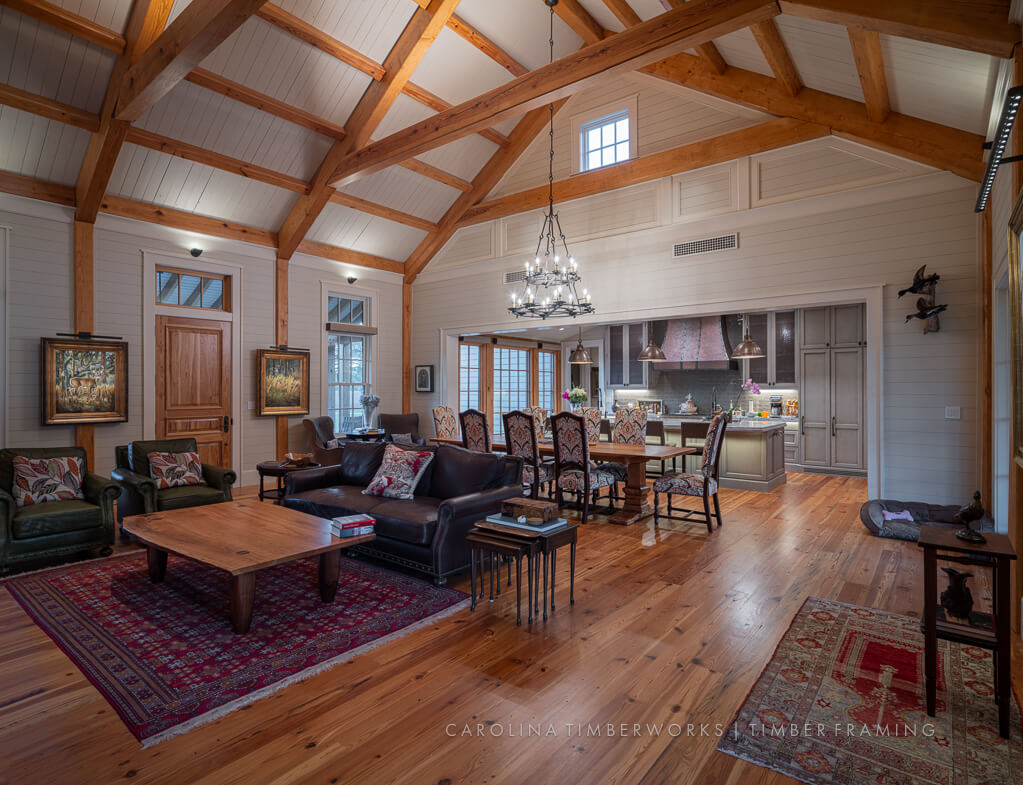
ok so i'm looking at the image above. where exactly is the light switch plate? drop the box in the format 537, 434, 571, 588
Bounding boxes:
944, 406, 960, 420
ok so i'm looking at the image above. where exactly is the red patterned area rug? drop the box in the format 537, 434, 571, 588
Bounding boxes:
717, 597, 1023, 785
4, 552, 468, 746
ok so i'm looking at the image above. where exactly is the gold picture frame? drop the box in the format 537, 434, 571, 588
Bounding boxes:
1008, 191, 1023, 468
256, 349, 310, 416
41, 338, 128, 425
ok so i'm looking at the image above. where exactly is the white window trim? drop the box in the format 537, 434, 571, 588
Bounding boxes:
570, 94, 639, 175
320, 281, 377, 431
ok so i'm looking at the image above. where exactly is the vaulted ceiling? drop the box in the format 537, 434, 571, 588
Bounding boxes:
0, 0, 1016, 280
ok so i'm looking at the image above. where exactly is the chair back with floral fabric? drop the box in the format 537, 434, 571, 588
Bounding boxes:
523, 406, 548, 437
578, 407, 602, 443
550, 412, 590, 475
459, 409, 491, 452
700, 414, 728, 478
612, 408, 647, 445
432, 405, 458, 439
503, 410, 540, 468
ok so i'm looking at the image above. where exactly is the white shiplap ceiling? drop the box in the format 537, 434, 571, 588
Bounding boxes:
0, 0, 1013, 274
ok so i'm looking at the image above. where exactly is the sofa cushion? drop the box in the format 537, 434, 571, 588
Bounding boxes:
148, 451, 205, 488
371, 498, 442, 546
429, 444, 505, 500
11, 454, 85, 507
363, 444, 434, 500
129, 439, 198, 478
156, 485, 226, 511
341, 442, 386, 486
284, 485, 385, 521
12, 500, 101, 539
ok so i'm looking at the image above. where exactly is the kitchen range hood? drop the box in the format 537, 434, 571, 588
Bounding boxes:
652, 316, 733, 370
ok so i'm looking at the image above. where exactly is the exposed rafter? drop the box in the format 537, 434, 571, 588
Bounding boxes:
602, 0, 641, 28
848, 27, 890, 123
396, 157, 473, 192
329, 191, 439, 233
459, 118, 828, 226
0, 169, 76, 206
658, 0, 728, 73
750, 18, 801, 96
0, 82, 99, 131
402, 82, 510, 147
642, 53, 985, 180
275, 0, 462, 261
0, 0, 126, 52
296, 240, 405, 274
445, 14, 529, 76
329, 0, 779, 188
552, 0, 606, 43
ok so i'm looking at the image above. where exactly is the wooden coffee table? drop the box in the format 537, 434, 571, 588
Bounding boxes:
122, 500, 374, 634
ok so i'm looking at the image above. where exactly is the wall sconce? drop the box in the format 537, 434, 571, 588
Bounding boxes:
347, 275, 358, 284
189, 247, 203, 257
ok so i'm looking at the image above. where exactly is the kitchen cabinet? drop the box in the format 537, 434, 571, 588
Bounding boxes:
607, 323, 647, 388
744, 310, 798, 387
799, 305, 865, 350
718, 424, 787, 491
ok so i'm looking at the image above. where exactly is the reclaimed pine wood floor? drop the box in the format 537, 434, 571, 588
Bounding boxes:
0, 473, 1015, 785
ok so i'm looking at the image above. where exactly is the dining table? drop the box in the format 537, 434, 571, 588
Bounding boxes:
432, 437, 698, 526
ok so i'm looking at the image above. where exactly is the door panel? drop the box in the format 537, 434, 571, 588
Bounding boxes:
800, 307, 830, 348
830, 346, 864, 469
156, 315, 232, 468
799, 348, 830, 466
831, 303, 865, 348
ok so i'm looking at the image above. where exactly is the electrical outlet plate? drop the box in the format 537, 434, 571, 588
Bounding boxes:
944, 406, 960, 420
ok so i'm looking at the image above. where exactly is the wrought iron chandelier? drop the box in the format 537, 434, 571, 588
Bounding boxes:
508, 0, 594, 321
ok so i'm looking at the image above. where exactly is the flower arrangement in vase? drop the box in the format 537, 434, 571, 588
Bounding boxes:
740, 378, 760, 415
562, 387, 588, 412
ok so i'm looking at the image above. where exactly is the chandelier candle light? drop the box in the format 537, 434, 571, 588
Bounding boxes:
508, 0, 594, 321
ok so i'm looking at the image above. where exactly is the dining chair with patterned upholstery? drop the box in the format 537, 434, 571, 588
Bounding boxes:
597, 408, 647, 500
432, 405, 458, 440
503, 410, 551, 499
459, 409, 492, 453
578, 407, 602, 444
523, 406, 548, 438
644, 419, 677, 477
653, 414, 727, 532
550, 412, 614, 524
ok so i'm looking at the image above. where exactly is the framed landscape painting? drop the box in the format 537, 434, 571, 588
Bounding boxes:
41, 338, 128, 425
257, 349, 309, 416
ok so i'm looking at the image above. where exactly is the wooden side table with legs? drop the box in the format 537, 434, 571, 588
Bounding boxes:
467, 531, 536, 625
917, 525, 1017, 739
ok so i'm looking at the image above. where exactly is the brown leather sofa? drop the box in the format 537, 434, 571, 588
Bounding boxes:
283, 442, 523, 584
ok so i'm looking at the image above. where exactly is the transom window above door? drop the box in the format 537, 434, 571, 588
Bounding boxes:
156, 266, 230, 312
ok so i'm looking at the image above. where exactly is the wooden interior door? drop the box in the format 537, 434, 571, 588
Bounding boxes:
155, 315, 232, 467
799, 348, 831, 467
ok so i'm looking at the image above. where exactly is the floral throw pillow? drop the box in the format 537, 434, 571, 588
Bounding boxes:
363, 443, 434, 500
148, 451, 205, 489
11, 455, 85, 507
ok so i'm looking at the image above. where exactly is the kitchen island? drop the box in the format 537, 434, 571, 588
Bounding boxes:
656, 415, 787, 492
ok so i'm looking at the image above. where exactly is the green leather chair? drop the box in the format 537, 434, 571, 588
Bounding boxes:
112, 438, 237, 521
0, 447, 119, 573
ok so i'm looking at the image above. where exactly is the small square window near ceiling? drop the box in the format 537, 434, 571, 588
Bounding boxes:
580, 109, 630, 171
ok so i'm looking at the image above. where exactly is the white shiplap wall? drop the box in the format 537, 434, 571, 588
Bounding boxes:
412, 176, 982, 505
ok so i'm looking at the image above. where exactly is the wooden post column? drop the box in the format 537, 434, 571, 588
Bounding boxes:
73, 221, 95, 467
402, 281, 412, 414
275, 255, 289, 459
1010, 44, 1023, 635
981, 206, 992, 506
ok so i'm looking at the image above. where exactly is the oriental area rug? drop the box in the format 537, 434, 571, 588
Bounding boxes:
718, 597, 1023, 785
4, 552, 468, 745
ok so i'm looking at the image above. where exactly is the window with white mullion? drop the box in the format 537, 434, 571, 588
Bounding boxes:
581, 110, 630, 171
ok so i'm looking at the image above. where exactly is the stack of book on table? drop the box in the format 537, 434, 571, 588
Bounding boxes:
331, 514, 375, 538
479, 514, 569, 537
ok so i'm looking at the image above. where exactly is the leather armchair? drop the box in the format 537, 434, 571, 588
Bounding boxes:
0, 447, 119, 573
378, 413, 425, 446
302, 416, 342, 466
113, 439, 236, 521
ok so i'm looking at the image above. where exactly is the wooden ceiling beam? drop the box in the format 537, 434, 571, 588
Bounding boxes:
552, 0, 607, 44
396, 158, 473, 192
115, 0, 270, 123
848, 27, 890, 123
0, 81, 100, 130
445, 13, 529, 76
459, 117, 828, 226
329, 0, 779, 188
750, 19, 801, 96
403, 81, 510, 146
0, 169, 76, 206
602, 0, 641, 28
296, 240, 404, 274
275, 0, 462, 261
658, 0, 727, 73
0, 0, 126, 52
778, 0, 1019, 58
124, 126, 310, 193
329, 191, 439, 232
643, 52, 985, 180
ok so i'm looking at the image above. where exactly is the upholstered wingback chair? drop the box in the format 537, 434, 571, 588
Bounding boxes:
432, 405, 458, 439
0, 447, 120, 572
378, 413, 425, 446
112, 438, 236, 521
653, 414, 728, 531
303, 416, 341, 465
550, 412, 614, 524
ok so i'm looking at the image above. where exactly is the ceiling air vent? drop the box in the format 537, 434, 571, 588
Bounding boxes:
672, 232, 738, 259
504, 269, 528, 284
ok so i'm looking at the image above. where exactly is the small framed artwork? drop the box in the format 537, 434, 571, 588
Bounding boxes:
257, 349, 310, 416
41, 337, 129, 425
415, 364, 434, 393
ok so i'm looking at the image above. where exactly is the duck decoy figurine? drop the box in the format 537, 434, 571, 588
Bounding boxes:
954, 490, 987, 543
940, 567, 974, 623
905, 298, 948, 324
898, 264, 940, 298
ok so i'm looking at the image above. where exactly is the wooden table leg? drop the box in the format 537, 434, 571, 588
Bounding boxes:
570, 541, 576, 605
318, 549, 341, 602
489, 554, 495, 602
923, 545, 937, 717
515, 554, 522, 626
608, 459, 653, 525
257, 473, 265, 502
147, 547, 167, 583
542, 552, 548, 621
230, 573, 256, 634
550, 549, 557, 613
534, 553, 541, 615
996, 556, 1011, 738
470, 546, 478, 611
527, 552, 534, 624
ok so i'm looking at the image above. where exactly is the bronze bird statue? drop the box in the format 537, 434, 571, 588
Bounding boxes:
905, 298, 947, 323
954, 490, 986, 543
898, 264, 940, 298
940, 567, 974, 623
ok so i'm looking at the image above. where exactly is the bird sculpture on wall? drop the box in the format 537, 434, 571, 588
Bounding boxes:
898, 264, 941, 298
954, 490, 987, 543
904, 298, 948, 324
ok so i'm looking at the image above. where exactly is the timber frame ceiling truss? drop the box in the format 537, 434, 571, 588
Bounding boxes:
0, 0, 1018, 282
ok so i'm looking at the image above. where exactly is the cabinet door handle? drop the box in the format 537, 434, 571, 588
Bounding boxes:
800, 415, 805, 435
831, 415, 836, 437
